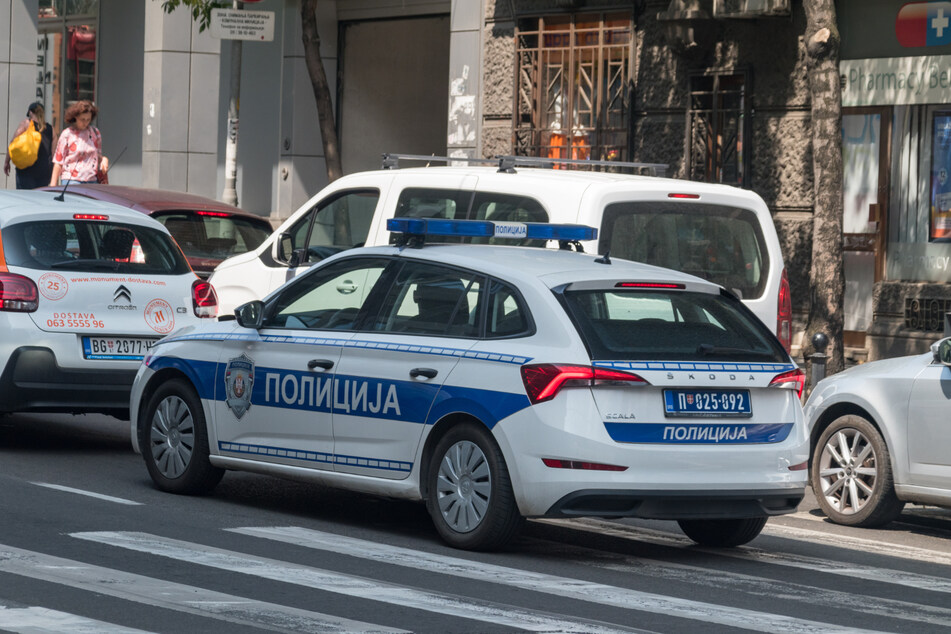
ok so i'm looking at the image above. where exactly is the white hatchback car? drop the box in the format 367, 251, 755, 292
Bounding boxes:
209, 156, 792, 351
804, 337, 951, 527
132, 219, 806, 550
0, 190, 218, 419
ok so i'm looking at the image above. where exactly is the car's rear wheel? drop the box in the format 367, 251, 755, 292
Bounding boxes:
811, 414, 904, 527
426, 423, 523, 551
677, 517, 768, 547
140, 378, 223, 495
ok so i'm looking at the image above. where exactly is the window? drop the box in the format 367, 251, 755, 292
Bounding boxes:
485, 280, 531, 337
287, 190, 379, 263
265, 258, 388, 330
687, 71, 751, 187
37, 1, 100, 134
514, 12, 634, 162
371, 261, 482, 338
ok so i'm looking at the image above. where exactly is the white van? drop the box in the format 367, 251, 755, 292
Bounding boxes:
209, 155, 792, 350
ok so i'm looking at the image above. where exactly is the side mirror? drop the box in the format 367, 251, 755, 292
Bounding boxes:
935, 337, 951, 366
278, 233, 294, 263
234, 300, 264, 329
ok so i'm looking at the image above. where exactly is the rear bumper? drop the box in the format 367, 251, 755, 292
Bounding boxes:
0, 346, 135, 418
545, 488, 805, 519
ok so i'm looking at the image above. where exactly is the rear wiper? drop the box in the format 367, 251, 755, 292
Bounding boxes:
49, 259, 120, 271
697, 343, 773, 358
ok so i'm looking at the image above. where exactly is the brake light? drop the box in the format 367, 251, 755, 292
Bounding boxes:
615, 282, 685, 289
73, 214, 109, 220
668, 193, 700, 199
192, 279, 218, 318
0, 272, 39, 312
777, 268, 792, 352
195, 210, 231, 218
542, 458, 628, 472
769, 368, 805, 399
520, 364, 647, 404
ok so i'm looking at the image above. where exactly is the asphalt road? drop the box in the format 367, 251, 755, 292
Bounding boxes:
1, 412, 950, 633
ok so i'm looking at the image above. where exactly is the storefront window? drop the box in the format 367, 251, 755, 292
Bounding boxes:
37, 0, 99, 134
514, 12, 634, 163
930, 112, 951, 242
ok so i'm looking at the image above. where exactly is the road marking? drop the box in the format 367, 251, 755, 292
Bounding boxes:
0, 544, 402, 633
230, 526, 884, 634
31, 482, 142, 505
763, 522, 951, 566
0, 606, 152, 633
537, 519, 951, 594
73, 531, 645, 634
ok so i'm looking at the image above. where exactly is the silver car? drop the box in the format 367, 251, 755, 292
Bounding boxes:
804, 337, 951, 526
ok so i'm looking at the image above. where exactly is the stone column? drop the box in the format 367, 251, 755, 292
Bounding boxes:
142, 1, 220, 197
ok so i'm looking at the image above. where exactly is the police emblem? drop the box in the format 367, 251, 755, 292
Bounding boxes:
224, 354, 254, 419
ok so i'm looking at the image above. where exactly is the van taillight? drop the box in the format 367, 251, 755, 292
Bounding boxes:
777, 268, 792, 352
192, 279, 218, 318
0, 273, 38, 312
520, 364, 648, 404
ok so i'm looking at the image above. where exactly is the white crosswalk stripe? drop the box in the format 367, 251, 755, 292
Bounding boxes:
72, 531, 645, 634
0, 605, 152, 634
0, 544, 405, 633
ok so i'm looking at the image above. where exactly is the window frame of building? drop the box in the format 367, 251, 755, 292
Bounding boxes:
37, 1, 100, 135
686, 69, 752, 187
513, 11, 635, 163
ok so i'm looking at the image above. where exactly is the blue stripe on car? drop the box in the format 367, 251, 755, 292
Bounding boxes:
604, 422, 794, 444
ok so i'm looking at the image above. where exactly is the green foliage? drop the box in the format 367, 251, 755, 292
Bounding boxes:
159, 0, 230, 32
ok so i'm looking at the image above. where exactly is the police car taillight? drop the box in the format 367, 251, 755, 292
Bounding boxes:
192, 279, 218, 318
768, 368, 805, 399
0, 272, 39, 312
520, 363, 648, 404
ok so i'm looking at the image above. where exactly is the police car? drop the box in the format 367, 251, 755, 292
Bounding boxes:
0, 190, 218, 419
131, 219, 807, 550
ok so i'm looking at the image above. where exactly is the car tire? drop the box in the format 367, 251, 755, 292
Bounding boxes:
677, 517, 768, 547
811, 414, 904, 527
425, 422, 523, 551
140, 378, 224, 495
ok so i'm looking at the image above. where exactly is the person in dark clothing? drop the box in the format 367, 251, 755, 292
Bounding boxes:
3, 102, 55, 189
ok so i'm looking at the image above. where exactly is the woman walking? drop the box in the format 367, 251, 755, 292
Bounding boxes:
3, 101, 54, 189
49, 100, 108, 186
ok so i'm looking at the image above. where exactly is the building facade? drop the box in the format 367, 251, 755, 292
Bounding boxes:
2, 0, 949, 360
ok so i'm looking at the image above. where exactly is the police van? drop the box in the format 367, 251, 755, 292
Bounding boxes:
133, 219, 807, 551
209, 155, 792, 352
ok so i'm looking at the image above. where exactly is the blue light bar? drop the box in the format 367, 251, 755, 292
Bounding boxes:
386, 218, 598, 242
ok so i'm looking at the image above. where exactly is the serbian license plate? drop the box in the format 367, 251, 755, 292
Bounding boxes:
664, 389, 752, 418
83, 336, 158, 360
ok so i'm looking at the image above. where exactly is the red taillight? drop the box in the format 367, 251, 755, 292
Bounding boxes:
777, 268, 792, 352
0, 272, 38, 312
542, 458, 628, 472
668, 193, 700, 199
195, 210, 231, 218
520, 363, 648, 404
769, 368, 805, 399
615, 282, 685, 289
73, 213, 109, 220
192, 279, 218, 318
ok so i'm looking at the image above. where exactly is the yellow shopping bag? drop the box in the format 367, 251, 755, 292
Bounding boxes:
8, 125, 41, 169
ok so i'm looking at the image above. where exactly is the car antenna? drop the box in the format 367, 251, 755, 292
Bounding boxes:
594, 251, 611, 265
55, 145, 127, 202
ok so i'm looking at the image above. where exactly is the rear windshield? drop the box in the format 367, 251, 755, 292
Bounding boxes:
599, 202, 769, 300
560, 288, 787, 362
154, 212, 271, 260
3, 219, 190, 275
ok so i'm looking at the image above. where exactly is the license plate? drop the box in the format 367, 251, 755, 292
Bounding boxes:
663, 389, 752, 418
82, 336, 157, 360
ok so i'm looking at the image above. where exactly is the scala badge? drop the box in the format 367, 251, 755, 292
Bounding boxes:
224, 354, 255, 419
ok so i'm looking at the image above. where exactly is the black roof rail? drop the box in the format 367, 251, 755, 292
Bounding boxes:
380, 152, 669, 177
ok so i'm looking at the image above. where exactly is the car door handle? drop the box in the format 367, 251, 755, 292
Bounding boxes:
336, 280, 357, 294
307, 359, 334, 370
410, 367, 438, 379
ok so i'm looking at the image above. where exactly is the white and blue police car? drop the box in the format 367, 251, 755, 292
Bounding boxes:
130, 219, 808, 550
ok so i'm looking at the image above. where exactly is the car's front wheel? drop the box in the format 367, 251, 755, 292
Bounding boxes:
425, 423, 523, 551
140, 378, 224, 495
811, 414, 904, 527
677, 517, 768, 547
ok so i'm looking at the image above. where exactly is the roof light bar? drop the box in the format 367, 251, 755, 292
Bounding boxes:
386, 218, 597, 242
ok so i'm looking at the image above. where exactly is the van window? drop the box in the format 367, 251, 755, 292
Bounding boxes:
599, 202, 769, 300
288, 189, 379, 263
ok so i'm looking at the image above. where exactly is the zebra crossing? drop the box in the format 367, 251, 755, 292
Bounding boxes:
1, 517, 950, 633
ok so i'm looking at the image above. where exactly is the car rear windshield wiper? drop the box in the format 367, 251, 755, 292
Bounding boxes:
49, 259, 121, 271
696, 343, 775, 359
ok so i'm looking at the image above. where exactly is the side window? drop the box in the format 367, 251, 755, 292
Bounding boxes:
288, 190, 380, 264
372, 261, 482, 337
486, 280, 531, 337
265, 257, 388, 330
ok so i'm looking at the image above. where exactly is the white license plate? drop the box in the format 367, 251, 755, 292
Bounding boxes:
82, 336, 157, 360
